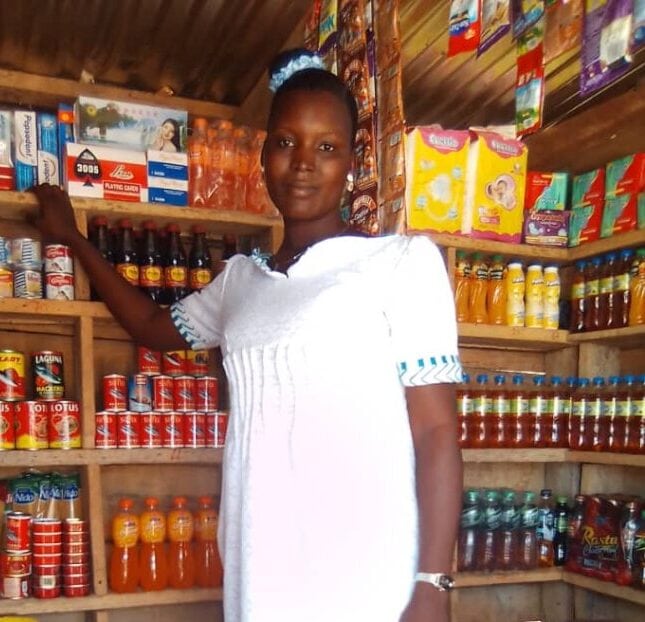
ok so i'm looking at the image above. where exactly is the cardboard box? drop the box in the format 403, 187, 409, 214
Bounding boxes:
14, 110, 37, 191
147, 150, 188, 180
36, 112, 60, 186
572, 168, 604, 207
639, 193, 645, 230
0, 110, 13, 190
568, 201, 603, 246
525, 171, 569, 211
523, 209, 570, 246
601, 193, 638, 237
57, 104, 75, 187
605, 153, 645, 197
147, 176, 188, 206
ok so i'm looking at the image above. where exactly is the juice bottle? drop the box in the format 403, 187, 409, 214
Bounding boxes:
587, 376, 608, 452
194, 496, 223, 588
109, 498, 140, 593
115, 219, 140, 287
636, 374, 645, 454
475, 489, 500, 572
163, 223, 189, 304
570, 260, 586, 333
516, 491, 538, 570
529, 376, 548, 448
549, 376, 568, 448
487, 254, 506, 325
188, 225, 213, 293
537, 489, 555, 567
167, 496, 196, 589
583, 256, 602, 331
598, 252, 617, 329
188, 118, 209, 207
454, 251, 471, 323
628, 248, 645, 326
457, 489, 481, 572
543, 266, 561, 330
564, 376, 577, 448
207, 120, 236, 210
509, 374, 530, 448
246, 129, 273, 215
605, 376, 623, 452
471, 374, 491, 448
456, 373, 473, 448
139, 221, 164, 304
553, 496, 569, 566
570, 377, 589, 450
620, 500, 641, 583
525, 264, 545, 328
622, 375, 638, 453
496, 489, 518, 571
490, 375, 509, 448
615, 249, 634, 328
139, 496, 168, 591
233, 127, 251, 212
506, 261, 526, 327
468, 253, 489, 324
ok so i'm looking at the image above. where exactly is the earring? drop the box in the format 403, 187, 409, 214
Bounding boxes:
346, 172, 354, 193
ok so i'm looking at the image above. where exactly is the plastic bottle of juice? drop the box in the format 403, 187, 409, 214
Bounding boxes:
487, 255, 506, 325
564, 376, 578, 448
207, 120, 236, 210
139, 496, 168, 591
246, 129, 272, 215
506, 261, 526, 327
233, 127, 251, 212
598, 253, 617, 329
583, 256, 602, 332
188, 118, 209, 207
549, 376, 568, 448
543, 265, 561, 330
109, 498, 140, 593
456, 373, 473, 448
194, 496, 223, 588
490, 375, 509, 448
537, 489, 555, 567
570, 260, 586, 333
615, 249, 634, 328
570, 377, 590, 450
589, 376, 610, 452
606, 376, 623, 452
529, 376, 548, 448
457, 489, 481, 572
468, 253, 489, 324
476, 489, 501, 572
622, 375, 639, 453
471, 374, 491, 448
525, 264, 545, 328
454, 251, 471, 323
496, 489, 518, 571
167, 496, 196, 589
553, 496, 569, 566
509, 374, 530, 448
628, 248, 645, 326
636, 374, 645, 454
516, 491, 539, 570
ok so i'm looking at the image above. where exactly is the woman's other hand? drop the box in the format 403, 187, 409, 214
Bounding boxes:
27, 184, 82, 245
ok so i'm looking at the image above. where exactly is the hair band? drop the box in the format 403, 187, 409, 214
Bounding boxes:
268, 54, 325, 93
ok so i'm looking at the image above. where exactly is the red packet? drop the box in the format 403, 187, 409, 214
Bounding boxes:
515, 18, 545, 136
448, 0, 481, 56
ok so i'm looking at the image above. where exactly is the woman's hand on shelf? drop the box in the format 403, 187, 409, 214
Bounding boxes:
27, 183, 84, 245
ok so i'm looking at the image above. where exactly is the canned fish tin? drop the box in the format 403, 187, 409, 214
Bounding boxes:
103, 374, 127, 411
186, 349, 209, 376
195, 376, 219, 412
32, 350, 65, 400
1, 574, 30, 599
45, 272, 75, 300
63, 582, 90, 597
95, 410, 117, 448
4, 512, 32, 552
161, 412, 184, 448
15, 400, 49, 449
162, 349, 188, 376
128, 374, 153, 412
0, 349, 26, 401
173, 376, 195, 412
48, 400, 81, 449
138, 346, 161, 375
206, 411, 228, 448
152, 375, 174, 411
117, 411, 141, 448
0, 550, 32, 576
64, 518, 88, 534
0, 400, 16, 449
0, 264, 13, 297
183, 411, 206, 448
10, 237, 41, 266
44, 244, 73, 274
140, 412, 163, 448
0, 235, 9, 264
14, 265, 43, 298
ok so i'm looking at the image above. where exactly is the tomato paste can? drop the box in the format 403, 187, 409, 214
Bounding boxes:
10, 237, 41, 266
186, 349, 209, 376
0, 399, 16, 449
32, 583, 61, 599
64, 518, 88, 535
48, 400, 81, 449
95, 410, 117, 448
15, 400, 49, 449
0, 264, 13, 298
205, 411, 229, 448
140, 412, 163, 448
162, 349, 188, 376
127, 373, 153, 412
152, 375, 174, 412
63, 582, 90, 597
103, 374, 127, 411
137, 346, 161, 375
1, 574, 30, 599
183, 411, 206, 448
173, 376, 195, 412
3, 512, 32, 552
161, 412, 184, 448
32, 349, 65, 400
44, 272, 75, 300
117, 411, 141, 448
0, 349, 26, 401
1, 551, 32, 576
195, 375, 219, 412
13, 265, 43, 298
44, 244, 73, 274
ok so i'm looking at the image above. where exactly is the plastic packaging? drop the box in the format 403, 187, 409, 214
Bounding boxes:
168, 496, 196, 589
525, 264, 545, 328
109, 498, 140, 593
506, 261, 526, 327
139, 496, 168, 591
468, 253, 489, 324
455, 250, 471, 323
487, 254, 506, 325
194, 496, 223, 588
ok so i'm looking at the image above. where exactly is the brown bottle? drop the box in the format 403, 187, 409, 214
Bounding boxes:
570, 260, 586, 333
583, 256, 601, 331
189, 225, 213, 293
89, 215, 114, 301
115, 219, 139, 287
598, 252, 617, 330
139, 221, 163, 303
163, 223, 188, 304
615, 249, 634, 328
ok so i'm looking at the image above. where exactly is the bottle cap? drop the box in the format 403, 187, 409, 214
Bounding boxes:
92, 215, 108, 226
556, 496, 568, 505
550, 376, 562, 385
605, 251, 617, 261
620, 249, 634, 259
172, 496, 187, 508
191, 224, 207, 234
592, 376, 605, 386
533, 376, 545, 386
591, 256, 602, 266
198, 495, 214, 506
142, 220, 157, 230
578, 377, 590, 387
118, 498, 134, 510
144, 497, 159, 508
476, 373, 489, 383
192, 117, 209, 131
575, 260, 586, 270
540, 488, 552, 497
494, 374, 506, 384
566, 376, 578, 387
461, 372, 470, 383
512, 374, 524, 384
166, 223, 180, 233
117, 218, 133, 228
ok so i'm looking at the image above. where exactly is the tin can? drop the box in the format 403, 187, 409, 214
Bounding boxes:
161, 412, 184, 448
186, 349, 209, 376
117, 411, 141, 448
195, 376, 219, 412
63, 572, 91, 587
0, 400, 15, 449
10, 237, 41, 266
33, 584, 61, 599
63, 583, 90, 597
32, 350, 65, 400
0, 264, 13, 298
44, 244, 73, 274
4, 512, 32, 552
183, 411, 206, 448
0, 236, 9, 264
1, 551, 32, 576
128, 374, 153, 412
162, 349, 188, 376
95, 410, 117, 448
138, 346, 161, 375
63, 542, 89, 556
64, 519, 88, 534
33, 553, 62, 567
152, 375, 174, 412
140, 412, 163, 448
173, 376, 195, 412
205, 410, 229, 448
103, 374, 127, 411
48, 400, 81, 449
45, 272, 75, 300
13, 265, 43, 298
15, 400, 49, 449
1, 574, 30, 599
33, 538, 62, 549
0, 349, 26, 401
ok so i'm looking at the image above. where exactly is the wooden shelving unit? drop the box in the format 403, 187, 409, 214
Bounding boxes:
462, 448, 569, 463
568, 229, 645, 261
458, 323, 570, 351
563, 572, 645, 607
568, 324, 645, 349
456, 568, 562, 588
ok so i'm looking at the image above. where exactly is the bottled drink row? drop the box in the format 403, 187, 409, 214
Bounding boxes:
570, 248, 645, 332
457, 373, 644, 453
454, 253, 561, 329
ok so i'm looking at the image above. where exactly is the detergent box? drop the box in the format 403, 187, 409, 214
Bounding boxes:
600, 193, 638, 237
404, 126, 469, 234
568, 201, 603, 247
523, 209, 569, 247
462, 129, 527, 243
572, 168, 605, 207
605, 153, 645, 197
525, 171, 569, 211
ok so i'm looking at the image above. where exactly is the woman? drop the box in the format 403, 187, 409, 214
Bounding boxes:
30, 48, 463, 622
150, 118, 180, 152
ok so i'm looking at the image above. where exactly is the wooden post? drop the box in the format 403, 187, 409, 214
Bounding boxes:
86, 463, 108, 596
76, 315, 96, 448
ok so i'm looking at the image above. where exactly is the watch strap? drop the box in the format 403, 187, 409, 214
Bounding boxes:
415, 572, 455, 591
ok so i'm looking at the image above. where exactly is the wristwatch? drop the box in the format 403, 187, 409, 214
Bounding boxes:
415, 572, 455, 591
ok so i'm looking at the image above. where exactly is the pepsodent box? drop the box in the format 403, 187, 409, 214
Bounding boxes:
14, 110, 37, 191
37, 112, 60, 186
0, 110, 13, 190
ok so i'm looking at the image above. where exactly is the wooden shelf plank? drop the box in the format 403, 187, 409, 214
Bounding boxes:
563, 571, 645, 606
458, 323, 570, 351
456, 567, 563, 588
462, 449, 569, 463
567, 451, 645, 468
0, 298, 103, 320
567, 325, 645, 348
568, 229, 645, 262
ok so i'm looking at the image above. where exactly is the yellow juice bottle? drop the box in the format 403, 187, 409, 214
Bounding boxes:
525, 264, 545, 328
506, 261, 525, 327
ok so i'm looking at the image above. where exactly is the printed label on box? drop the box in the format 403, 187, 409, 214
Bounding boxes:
601, 194, 638, 237
572, 169, 605, 207
568, 201, 603, 247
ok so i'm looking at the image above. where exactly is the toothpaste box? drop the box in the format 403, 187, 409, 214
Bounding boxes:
523, 209, 570, 246
605, 153, 645, 197
14, 110, 38, 191
36, 112, 60, 186
65, 142, 147, 202
568, 201, 603, 246
601, 193, 638, 237
525, 171, 569, 211
57, 104, 75, 186
572, 168, 605, 207
0, 110, 13, 190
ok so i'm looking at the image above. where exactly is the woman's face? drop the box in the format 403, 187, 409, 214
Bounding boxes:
264, 90, 353, 225
161, 121, 175, 140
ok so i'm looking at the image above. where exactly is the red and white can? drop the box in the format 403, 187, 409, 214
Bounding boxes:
183, 412, 206, 448
64, 519, 88, 535
161, 412, 184, 448
3, 512, 32, 552
186, 349, 209, 376
1, 551, 32, 576
44, 244, 73, 274
0, 349, 26, 401
44, 272, 75, 300
162, 350, 188, 376
137, 346, 161, 375
95, 411, 117, 448
206, 411, 229, 448
140, 412, 163, 448
117, 411, 141, 448
15, 400, 49, 449
33, 540, 62, 552
173, 376, 195, 412
48, 400, 81, 449
63, 541, 89, 556
1, 574, 30, 599
103, 374, 127, 411
152, 375, 174, 412
0, 400, 15, 449
32, 518, 62, 533
63, 583, 90, 597
195, 376, 219, 412
127, 373, 152, 412
33, 583, 61, 599
33, 552, 62, 567
63, 572, 91, 586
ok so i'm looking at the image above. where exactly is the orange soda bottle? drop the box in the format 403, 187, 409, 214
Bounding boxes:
167, 496, 195, 589
454, 251, 471, 323
468, 253, 489, 324
109, 498, 140, 593
139, 497, 168, 591
194, 496, 223, 588
233, 127, 251, 212
628, 248, 645, 326
187, 118, 209, 207
487, 254, 506, 325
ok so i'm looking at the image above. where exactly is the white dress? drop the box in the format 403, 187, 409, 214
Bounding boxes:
171, 234, 462, 622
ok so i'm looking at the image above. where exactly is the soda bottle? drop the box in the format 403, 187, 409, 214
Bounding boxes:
506, 261, 526, 327
525, 264, 545, 329
476, 489, 500, 572
246, 129, 273, 215
570, 377, 590, 450
509, 374, 530, 448
471, 374, 491, 448
586, 376, 607, 451
454, 251, 471, 323
207, 120, 236, 210
457, 489, 481, 572
115, 219, 140, 287
537, 489, 555, 567
109, 498, 140, 593
543, 266, 561, 330
194, 496, 223, 588
632, 509, 645, 588
553, 496, 569, 566
468, 253, 489, 324
188, 118, 209, 207
516, 491, 539, 570
496, 489, 518, 571
487, 254, 506, 325
139, 221, 164, 303
622, 375, 638, 453
606, 376, 623, 452
188, 224, 213, 293
570, 260, 586, 333
628, 248, 645, 326
615, 249, 634, 328
583, 256, 602, 331
233, 127, 251, 212
564, 376, 577, 448
490, 375, 509, 448
167, 496, 196, 589
139, 496, 168, 591
89, 215, 115, 301
529, 376, 548, 448
456, 373, 472, 448
548, 376, 568, 448
598, 252, 617, 329
163, 223, 189, 304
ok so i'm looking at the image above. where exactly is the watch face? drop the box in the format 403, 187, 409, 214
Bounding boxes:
438, 575, 455, 591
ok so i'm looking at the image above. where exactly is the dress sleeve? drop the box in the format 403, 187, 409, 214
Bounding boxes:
385, 235, 463, 387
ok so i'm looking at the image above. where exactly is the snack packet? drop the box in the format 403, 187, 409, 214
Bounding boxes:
512, 0, 545, 38
544, 0, 583, 62
479, 0, 511, 54
516, 18, 546, 136
448, 0, 482, 56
